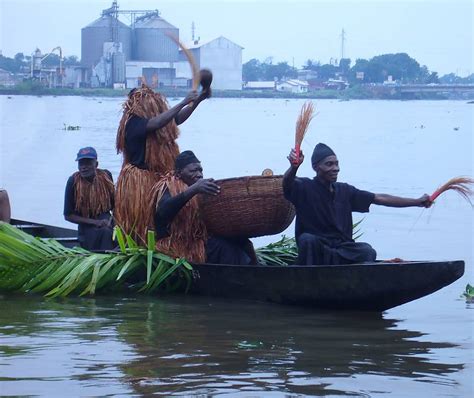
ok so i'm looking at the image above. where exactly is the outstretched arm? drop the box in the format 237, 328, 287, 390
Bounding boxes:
283, 148, 304, 194
156, 179, 220, 228
175, 88, 211, 125
145, 90, 199, 133
373, 193, 432, 208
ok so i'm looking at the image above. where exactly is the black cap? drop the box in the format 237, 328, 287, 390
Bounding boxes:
311, 143, 335, 166
175, 150, 200, 170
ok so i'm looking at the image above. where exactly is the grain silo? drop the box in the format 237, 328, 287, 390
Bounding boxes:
81, 15, 131, 68
133, 12, 179, 62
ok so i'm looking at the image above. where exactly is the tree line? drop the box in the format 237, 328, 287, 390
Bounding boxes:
2, 51, 472, 86
243, 53, 474, 85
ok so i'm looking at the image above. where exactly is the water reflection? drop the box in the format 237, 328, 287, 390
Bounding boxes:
115, 296, 463, 396
0, 295, 465, 397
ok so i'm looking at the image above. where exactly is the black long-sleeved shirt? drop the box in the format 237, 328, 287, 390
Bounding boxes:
284, 177, 374, 242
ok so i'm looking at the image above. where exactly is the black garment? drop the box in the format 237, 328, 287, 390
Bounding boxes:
124, 115, 149, 169
155, 188, 253, 265
63, 171, 115, 251
284, 177, 376, 265
206, 237, 252, 265
154, 189, 189, 239
297, 233, 376, 265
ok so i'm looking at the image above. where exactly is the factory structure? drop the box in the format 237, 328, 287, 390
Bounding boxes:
78, 1, 243, 90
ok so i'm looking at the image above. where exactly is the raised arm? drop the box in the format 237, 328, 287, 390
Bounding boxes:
283, 148, 304, 194
145, 90, 199, 133
175, 88, 211, 125
373, 193, 432, 208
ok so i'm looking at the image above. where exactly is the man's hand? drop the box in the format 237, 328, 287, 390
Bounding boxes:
199, 87, 212, 100
94, 219, 110, 228
418, 194, 433, 208
190, 179, 221, 196
287, 148, 304, 167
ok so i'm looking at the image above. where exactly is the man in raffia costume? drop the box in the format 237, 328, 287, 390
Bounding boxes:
115, 85, 210, 243
64, 147, 115, 251
152, 151, 256, 264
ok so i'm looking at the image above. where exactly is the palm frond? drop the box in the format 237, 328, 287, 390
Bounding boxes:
0, 223, 192, 297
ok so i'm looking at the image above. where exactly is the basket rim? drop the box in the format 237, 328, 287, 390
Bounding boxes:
213, 175, 284, 184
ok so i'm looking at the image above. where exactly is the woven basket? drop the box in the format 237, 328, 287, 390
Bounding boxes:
199, 175, 295, 238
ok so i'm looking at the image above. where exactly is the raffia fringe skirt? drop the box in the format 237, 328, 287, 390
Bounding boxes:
114, 164, 160, 244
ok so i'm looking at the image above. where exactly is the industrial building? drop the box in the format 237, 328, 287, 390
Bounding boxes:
80, 1, 243, 90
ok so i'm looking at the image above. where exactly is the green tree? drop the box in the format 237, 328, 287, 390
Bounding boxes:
242, 58, 261, 81
64, 55, 80, 66
339, 58, 351, 75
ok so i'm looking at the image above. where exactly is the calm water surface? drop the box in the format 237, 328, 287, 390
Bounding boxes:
0, 96, 472, 396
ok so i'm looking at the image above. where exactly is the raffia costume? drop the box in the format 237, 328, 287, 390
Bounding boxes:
63, 169, 115, 250
150, 173, 207, 263
115, 86, 180, 243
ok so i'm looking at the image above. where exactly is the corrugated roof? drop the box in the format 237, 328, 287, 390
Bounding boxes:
134, 16, 178, 30
185, 36, 243, 49
83, 15, 130, 29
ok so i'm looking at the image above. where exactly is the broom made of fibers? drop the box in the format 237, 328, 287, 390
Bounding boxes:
430, 176, 473, 205
166, 33, 200, 90
294, 101, 315, 164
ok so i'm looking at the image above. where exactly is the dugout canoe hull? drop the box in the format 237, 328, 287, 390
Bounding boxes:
10, 219, 465, 311
190, 260, 464, 311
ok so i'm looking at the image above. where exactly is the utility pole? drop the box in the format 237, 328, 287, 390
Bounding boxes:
191, 21, 195, 42
340, 28, 346, 60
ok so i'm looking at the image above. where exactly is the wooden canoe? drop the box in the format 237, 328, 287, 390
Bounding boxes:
9, 218, 465, 311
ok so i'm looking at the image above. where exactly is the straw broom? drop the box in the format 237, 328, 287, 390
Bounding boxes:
294, 101, 315, 164
430, 176, 473, 205
166, 33, 200, 90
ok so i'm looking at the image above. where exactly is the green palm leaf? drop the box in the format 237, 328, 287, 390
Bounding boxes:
0, 222, 192, 297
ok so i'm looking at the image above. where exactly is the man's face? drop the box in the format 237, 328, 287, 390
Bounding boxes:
314, 155, 340, 183
178, 162, 203, 186
78, 158, 98, 179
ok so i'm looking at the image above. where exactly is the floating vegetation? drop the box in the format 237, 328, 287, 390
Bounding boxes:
63, 123, 81, 131
462, 284, 474, 303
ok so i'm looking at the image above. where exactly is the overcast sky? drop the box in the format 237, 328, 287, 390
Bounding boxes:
1, 0, 472, 76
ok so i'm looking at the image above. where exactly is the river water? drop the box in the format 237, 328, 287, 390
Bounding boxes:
0, 96, 472, 397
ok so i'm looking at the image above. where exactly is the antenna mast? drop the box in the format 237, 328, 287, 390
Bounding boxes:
340, 28, 346, 60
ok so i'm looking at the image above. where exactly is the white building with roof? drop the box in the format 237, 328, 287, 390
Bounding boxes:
276, 79, 309, 93
179, 36, 243, 90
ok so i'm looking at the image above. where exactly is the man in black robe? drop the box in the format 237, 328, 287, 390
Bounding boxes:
154, 151, 255, 265
283, 143, 432, 265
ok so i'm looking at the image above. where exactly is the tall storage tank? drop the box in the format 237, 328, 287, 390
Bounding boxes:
112, 52, 126, 83
81, 15, 131, 67
133, 12, 179, 62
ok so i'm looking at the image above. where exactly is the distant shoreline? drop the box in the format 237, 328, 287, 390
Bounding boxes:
0, 86, 469, 100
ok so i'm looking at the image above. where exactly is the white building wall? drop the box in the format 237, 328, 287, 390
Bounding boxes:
199, 37, 242, 90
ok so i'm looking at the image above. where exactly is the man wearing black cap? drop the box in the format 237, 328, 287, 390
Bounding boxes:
283, 143, 432, 265
64, 147, 115, 251
153, 151, 255, 264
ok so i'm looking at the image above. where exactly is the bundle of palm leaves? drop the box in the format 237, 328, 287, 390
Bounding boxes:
255, 235, 298, 266
0, 222, 192, 297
